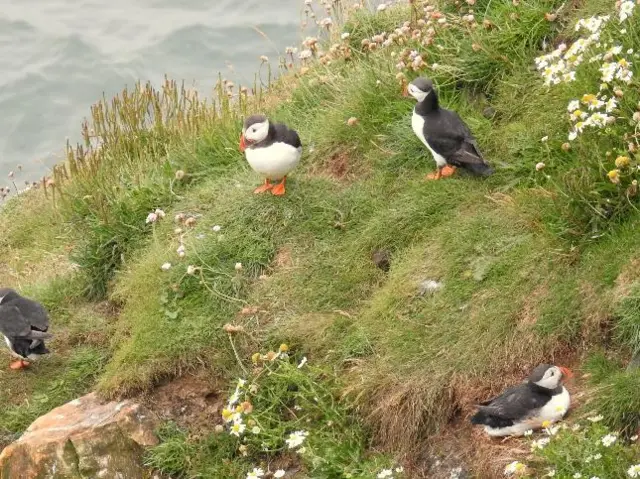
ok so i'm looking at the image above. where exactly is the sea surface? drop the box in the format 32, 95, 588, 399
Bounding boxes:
0, 0, 304, 183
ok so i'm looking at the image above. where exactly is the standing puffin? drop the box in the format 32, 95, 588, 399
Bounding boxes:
239, 114, 302, 196
470, 364, 572, 437
0, 288, 52, 370
405, 77, 494, 180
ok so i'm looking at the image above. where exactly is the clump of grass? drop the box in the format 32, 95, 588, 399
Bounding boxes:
582, 353, 640, 434
523, 420, 640, 478
147, 345, 400, 479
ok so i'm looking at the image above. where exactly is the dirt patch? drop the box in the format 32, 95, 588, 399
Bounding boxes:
273, 246, 295, 270
614, 257, 640, 300
307, 149, 364, 182
92, 300, 122, 320
141, 372, 226, 438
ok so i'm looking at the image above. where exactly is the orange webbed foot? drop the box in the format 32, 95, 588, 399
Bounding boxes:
10, 360, 29, 370
254, 180, 273, 194
271, 177, 287, 196
426, 170, 442, 180
271, 183, 286, 196
441, 165, 457, 177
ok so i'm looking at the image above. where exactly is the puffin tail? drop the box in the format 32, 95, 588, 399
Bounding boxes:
468, 162, 494, 177
470, 410, 488, 425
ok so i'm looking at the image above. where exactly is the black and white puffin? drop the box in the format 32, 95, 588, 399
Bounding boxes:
470, 364, 572, 437
0, 288, 52, 370
239, 114, 302, 196
405, 77, 494, 180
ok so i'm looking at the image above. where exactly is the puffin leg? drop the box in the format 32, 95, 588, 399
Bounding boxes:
271, 176, 287, 196
254, 179, 273, 194
9, 360, 29, 370
426, 168, 443, 180
441, 165, 457, 177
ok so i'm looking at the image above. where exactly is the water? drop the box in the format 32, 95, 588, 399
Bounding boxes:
0, 0, 304, 183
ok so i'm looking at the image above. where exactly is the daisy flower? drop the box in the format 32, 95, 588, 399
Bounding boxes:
285, 430, 308, 449
246, 468, 264, 479
230, 421, 246, 437
504, 461, 526, 476
628, 464, 640, 478
601, 433, 617, 447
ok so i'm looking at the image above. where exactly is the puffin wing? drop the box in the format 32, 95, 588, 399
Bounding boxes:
273, 123, 302, 148
427, 110, 490, 170
7, 296, 49, 331
476, 384, 547, 421
0, 305, 35, 339
0, 305, 52, 341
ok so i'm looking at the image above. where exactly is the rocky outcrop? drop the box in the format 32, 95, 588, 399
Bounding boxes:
0, 392, 158, 479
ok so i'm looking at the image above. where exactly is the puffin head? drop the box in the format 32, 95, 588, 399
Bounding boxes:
406, 77, 434, 102
528, 363, 573, 390
0, 287, 17, 305
240, 114, 270, 152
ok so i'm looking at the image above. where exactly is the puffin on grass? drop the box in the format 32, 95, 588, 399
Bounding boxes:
405, 77, 494, 180
470, 364, 572, 437
239, 114, 302, 196
0, 288, 52, 370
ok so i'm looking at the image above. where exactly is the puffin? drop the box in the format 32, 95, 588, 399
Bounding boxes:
239, 114, 302, 196
470, 364, 572, 437
0, 288, 52, 370
405, 77, 494, 180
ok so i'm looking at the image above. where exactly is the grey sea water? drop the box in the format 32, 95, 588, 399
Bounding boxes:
0, 0, 304, 182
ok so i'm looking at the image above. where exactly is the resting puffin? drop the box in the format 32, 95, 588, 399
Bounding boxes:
239, 114, 302, 196
470, 364, 572, 437
0, 288, 52, 370
405, 77, 494, 180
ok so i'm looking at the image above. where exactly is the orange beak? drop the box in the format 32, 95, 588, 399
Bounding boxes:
239, 133, 246, 153
402, 81, 409, 97
559, 366, 573, 379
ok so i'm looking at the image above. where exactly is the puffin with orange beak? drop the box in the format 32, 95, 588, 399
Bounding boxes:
239, 114, 302, 196
405, 77, 493, 180
471, 364, 573, 437
0, 288, 52, 370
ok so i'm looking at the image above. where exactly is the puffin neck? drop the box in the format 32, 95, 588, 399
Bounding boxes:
415, 91, 439, 115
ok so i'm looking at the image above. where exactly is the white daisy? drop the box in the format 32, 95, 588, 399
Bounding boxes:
285, 430, 308, 449
601, 433, 617, 447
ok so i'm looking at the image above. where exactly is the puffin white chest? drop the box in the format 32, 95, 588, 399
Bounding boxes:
3, 335, 21, 359
245, 143, 302, 180
537, 386, 571, 423
412, 110, 447, 167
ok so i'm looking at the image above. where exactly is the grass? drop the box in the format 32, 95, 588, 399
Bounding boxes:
1, 0, 640, 477
146, 349, 400, 478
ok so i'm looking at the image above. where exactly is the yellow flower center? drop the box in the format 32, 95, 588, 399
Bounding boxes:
615, 156, 630, 168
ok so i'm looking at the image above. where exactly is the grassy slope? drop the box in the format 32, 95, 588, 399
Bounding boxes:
1, 0, 640, 477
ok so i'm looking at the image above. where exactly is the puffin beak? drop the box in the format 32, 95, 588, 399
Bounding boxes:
402, 81, 409, 97
559, 366, 573, 379
239, 133, 246, 153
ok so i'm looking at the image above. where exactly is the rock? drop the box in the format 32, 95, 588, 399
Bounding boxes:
482, 106, 496, 119
418, 279, 443, 296
0, 392, 158, 479
372, 249, 391, 272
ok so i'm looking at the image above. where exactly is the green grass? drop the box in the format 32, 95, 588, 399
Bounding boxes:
145, 349, 398, 479
2, 0, 640, 476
